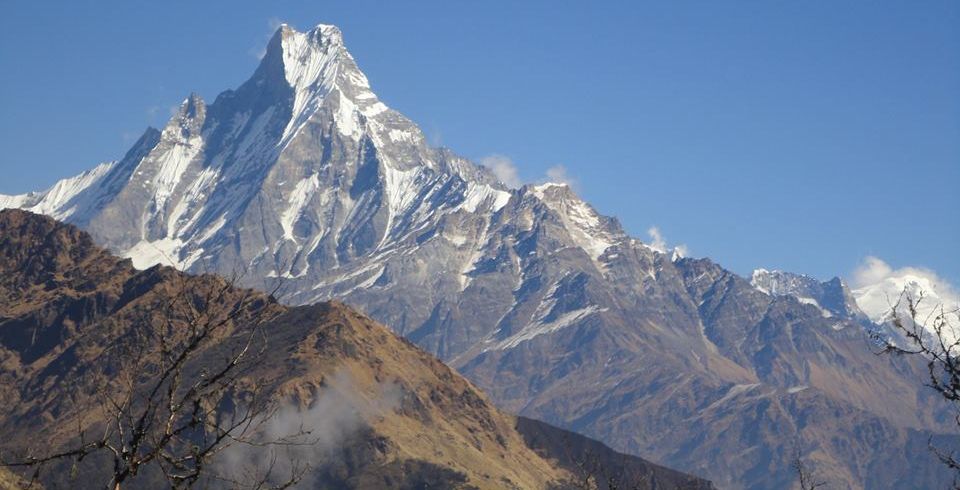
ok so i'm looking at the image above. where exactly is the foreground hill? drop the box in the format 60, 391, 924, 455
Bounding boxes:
0, 209, 710, 489
1, 23, 956, 488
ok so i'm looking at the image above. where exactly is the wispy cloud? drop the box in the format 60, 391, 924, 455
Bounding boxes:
476, 156, 583, 190
850, 255, 959, 324
427, 124, 443, 147
544, 164, 577, 188
477, 156, 583, 191
249, 17, 286, 60
646, 226, 688, 257
143, 103, 181, 126
851, 256, 895, 289
479, 154, 522, 188
647, 227, 668, 252
268, 17, 285, 31
851, 256, 957, 294
214, 370, 401, 486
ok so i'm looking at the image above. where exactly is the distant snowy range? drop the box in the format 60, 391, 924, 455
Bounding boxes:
2, 23, 958, 489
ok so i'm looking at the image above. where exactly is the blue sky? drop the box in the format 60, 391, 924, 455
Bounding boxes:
1, 1, 957, 285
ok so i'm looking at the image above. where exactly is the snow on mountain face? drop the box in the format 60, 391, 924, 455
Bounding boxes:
0, 161, 116, 221
751, 265, 960, 344
750, 268, 864, 320
276, 24, 390, 145
751, 268, 813, 296
527, 183, 622, 261
0, 24, 515, 274
0, 22, 607, 329
852, 272, 958, 326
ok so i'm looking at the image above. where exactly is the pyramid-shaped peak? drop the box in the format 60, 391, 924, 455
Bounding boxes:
180, 93, 204, 117
254, 22, 367, 99
276, 23, 344, 47
266, 22, 345, 61
160, 92, 206, 140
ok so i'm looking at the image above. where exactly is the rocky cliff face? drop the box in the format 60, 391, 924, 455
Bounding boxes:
0, 209, 711, 489
2, 24, 956, 488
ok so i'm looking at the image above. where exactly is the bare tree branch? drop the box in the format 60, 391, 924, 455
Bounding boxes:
792, 445, 826, 490
0, 269, 306, 489
875, 287, 960, 482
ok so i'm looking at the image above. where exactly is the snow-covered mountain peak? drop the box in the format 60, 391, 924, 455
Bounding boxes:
263, 23, 381, 102
751, 268, 769, 286
751, 268, 865, 320
161, 94, 206, 141
751, 268, 808, 295
521, 182, 580, 210
529, 181, 570, 196
288, 23, 344, 45
273, 24, 344, 90
520, 182, 624, 261
250, 23, 395, 146
524, 183, 583, 210
181, 92, 204, 116
853, 273, 956, 324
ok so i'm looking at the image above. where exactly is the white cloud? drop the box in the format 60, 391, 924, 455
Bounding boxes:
647, 226, 668, 252
646, 226, 688, 258
475, 158, 583, 191
851, 256, 895, 289
214, 370, 401, 486
143, 103, 187, 126
248, 46, 267, 60
249, 17, 286, 60
850, 255, 959, 325
545, 165, 577, 188
479, 154, 522, 188
477, 157, 579, 190
267, 17, 285, 31
851, 256, 956, 294
673, 243, 690, 258
428, 125, 443, 147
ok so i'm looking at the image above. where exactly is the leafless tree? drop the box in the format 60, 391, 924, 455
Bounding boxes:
875, 289, 960, 482
0, 271, 311, 489
561, 435, 651, 490
791, 445, 826, 490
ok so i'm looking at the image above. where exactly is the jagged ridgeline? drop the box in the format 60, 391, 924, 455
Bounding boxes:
1, 24, 957, 489
0, 209, 711, 489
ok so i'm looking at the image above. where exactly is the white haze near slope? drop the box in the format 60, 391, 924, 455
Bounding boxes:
544, 165, 576, 188
479, 155, 522, 189
478, 155, 690, 261
478, 155, 578, 190
213, 371, 402, 487
851, 256, 960, 336
646, 226, 689, 259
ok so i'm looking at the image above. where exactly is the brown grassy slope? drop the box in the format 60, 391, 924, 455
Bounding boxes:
0, 467, 35, 490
